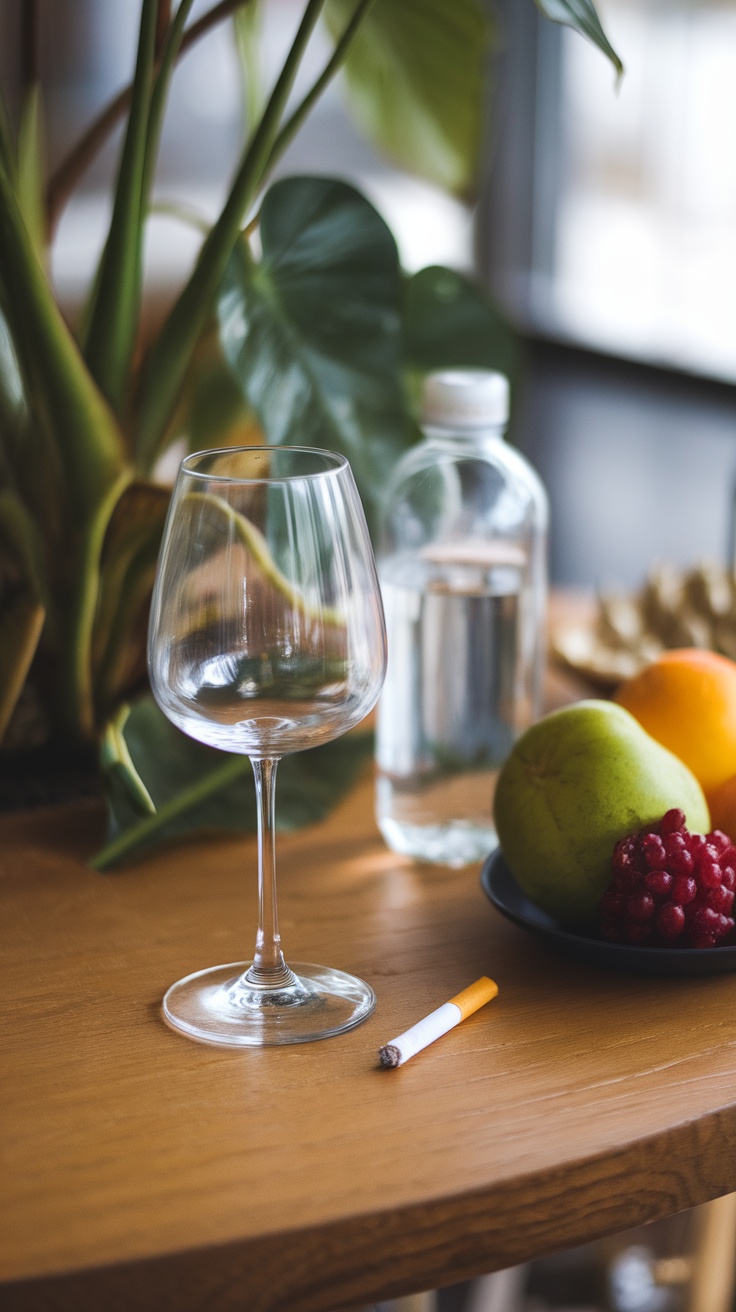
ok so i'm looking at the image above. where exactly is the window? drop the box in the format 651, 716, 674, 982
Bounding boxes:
483, 0, 736, 384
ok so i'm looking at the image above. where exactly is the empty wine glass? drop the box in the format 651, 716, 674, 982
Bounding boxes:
149, 447, 387, 1046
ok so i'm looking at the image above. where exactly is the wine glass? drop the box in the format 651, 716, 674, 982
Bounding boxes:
148, 447, 387, 1046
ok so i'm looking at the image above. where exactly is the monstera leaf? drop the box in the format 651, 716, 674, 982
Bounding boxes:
325, 0, 492, 199
0, 491, 46, 742
94, 695, 373, 870
91, 480, 171, 718
403, 265, 519, 384
217, 175, 411, 533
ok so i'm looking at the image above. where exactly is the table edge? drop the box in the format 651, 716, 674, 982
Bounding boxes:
4, 1103, 736, 1312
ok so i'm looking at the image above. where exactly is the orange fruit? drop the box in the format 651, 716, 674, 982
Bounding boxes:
706, 772, 736, 842
615, 648, 736, 795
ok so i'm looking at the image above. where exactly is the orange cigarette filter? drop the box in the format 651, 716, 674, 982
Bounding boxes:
449, 976, 499, 1019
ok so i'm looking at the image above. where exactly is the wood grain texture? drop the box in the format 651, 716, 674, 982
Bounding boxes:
4, 651, 736, 1309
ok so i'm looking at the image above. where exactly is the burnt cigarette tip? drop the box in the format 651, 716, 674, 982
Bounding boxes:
378, 1043, 401, 1069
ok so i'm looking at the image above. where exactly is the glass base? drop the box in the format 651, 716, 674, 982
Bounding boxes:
163, 961, 376, 1047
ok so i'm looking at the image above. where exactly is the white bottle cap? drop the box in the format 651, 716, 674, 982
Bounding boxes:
421, 370, 510, 430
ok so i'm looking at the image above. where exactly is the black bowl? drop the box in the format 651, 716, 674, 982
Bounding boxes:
480, 848, 736, 976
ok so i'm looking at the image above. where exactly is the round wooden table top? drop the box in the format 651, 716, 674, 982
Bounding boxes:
3, 690, 736, 1310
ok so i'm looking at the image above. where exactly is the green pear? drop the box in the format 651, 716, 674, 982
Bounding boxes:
493, 700, 710, 927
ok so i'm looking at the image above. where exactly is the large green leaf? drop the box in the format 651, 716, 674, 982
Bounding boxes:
16, 85, 46, 258
233, 0, 266, 133
93, 694, 373, 870
0, 289, 66, 570
91, 480, 171, 718
0, 593, 45, 743
534, 0, 622, 75
325, 0, 491, 199
217, 175, 411, 533
83, 0, 158, 412
0, 152, 131, 740
0, 490, 47, 742
60, 470, 134, 742
0, 303, 26, 431
99, 703, 156, 820
402, 265, 519, 384
0, 160, 127, 520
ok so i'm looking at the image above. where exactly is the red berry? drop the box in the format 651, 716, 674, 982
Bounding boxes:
672, 875, 697, 905
646, 869, 673, 896
627, 892, 655, 920
641, 834, 667, 868
699, 860, 723, 890
656, 902, 686, 939
668, 848, 694, 877
660, 808, 686, 835
691, 906, 721, 937
665, 832, 687, 858
707, 885, 735, 915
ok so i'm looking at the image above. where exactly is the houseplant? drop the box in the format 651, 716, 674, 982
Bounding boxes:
0, 0, 620, 867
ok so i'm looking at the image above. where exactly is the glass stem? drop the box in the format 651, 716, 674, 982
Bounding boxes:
245, 757, 295, 990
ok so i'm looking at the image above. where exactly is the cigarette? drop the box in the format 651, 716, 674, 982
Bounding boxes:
378, 976, 499, 1068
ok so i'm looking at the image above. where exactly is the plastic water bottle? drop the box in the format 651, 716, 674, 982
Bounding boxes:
375, 370, 548, 866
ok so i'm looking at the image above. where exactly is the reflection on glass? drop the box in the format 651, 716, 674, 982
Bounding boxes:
149, 447, 386, 1047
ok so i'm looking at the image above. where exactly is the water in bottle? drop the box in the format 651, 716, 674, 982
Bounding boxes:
375, 371, 548, 865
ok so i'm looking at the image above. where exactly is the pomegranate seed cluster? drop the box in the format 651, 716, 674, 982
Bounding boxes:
599, 808, 736, 948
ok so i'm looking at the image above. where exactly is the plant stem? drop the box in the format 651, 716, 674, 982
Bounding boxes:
46, 0, 257, 235
246, 757, 293, 986
63, 469, 133, 742
135, 0, 328, 472
155, 0, 173, 57
142, 0, 198, 203
242, 208, 261, 240
258, 0, 376, 189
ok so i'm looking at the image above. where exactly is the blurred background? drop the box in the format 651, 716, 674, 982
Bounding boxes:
3, 0, 736, 592
2, 5, 736, 1309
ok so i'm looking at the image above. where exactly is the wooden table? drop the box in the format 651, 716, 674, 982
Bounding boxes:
4, 739, 736, 1311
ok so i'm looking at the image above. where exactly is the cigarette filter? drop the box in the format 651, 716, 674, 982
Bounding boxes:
378, 976, 498, 1068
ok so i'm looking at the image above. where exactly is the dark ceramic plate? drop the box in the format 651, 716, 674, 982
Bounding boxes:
481, 848, 736, 976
